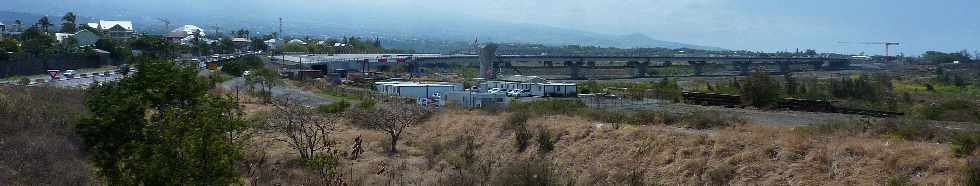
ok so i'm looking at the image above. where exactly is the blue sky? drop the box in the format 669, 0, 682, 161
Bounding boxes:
437, 0, 979, 55
5, 0, 978, 55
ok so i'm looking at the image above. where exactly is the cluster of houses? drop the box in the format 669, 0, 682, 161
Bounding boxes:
11, 20, 138, 48
163, 25, 252, 50
2, 19, 253, 51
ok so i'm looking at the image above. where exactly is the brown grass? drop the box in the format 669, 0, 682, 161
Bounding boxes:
1, 85, 969, 185
0, 87, 97, 185
285, 110, 966, 185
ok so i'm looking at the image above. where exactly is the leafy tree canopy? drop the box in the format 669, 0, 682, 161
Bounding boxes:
78, 59, 248, 185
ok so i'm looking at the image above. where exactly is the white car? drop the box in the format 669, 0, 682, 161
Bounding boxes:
63, 70, 77, 78
488, 88, 505, 94
507, 89, 531, 97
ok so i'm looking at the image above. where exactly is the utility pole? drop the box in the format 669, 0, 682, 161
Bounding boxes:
278, 17, 284, 62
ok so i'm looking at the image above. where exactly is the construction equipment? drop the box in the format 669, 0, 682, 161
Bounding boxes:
156, 18, 170, 31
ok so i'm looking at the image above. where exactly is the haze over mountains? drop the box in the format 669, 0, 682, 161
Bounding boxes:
1, 0, 722, 51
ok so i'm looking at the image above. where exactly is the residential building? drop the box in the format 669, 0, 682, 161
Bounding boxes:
264, 39, 281, 49
165, 31, 188, 44
231, 37, 251, 50
288, 39, 307, 45
86, 20, 135, 39
54, 33, 75, 43
165, 25, 208, 45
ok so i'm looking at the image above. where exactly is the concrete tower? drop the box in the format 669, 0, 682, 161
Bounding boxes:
479, 43, 498, 79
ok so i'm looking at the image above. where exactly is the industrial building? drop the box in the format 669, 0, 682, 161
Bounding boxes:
531, 83, 577, 97
443, 91, 509, 108
374, 81, 464, 98
478, 75, 578, 97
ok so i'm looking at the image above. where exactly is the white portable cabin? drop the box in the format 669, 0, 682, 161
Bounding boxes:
390, 84, 456, 98
444, 91, 509, 108
374, 81, 464, 98
531, 83, 577, 97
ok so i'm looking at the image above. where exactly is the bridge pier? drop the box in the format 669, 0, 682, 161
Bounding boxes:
688, 61, 707, 76
565, 61, 584, 80
778, 62, 792, 74
628, 61, 651, 78
360, 59, 369, 73
808, 61, 823, 71
479, 44, 498, 79
735, 61, 752, 75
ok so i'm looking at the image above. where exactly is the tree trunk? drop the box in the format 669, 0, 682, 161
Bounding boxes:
388, 134, 399, 155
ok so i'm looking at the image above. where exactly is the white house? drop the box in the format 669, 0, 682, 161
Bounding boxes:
288, 39, 307, 45
171, 25, 206, 36
264, 39, 282, 49
54, 33, 75, 43
87, 20, 135, 39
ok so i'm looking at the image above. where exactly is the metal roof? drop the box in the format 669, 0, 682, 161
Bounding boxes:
98, 20, 133, 31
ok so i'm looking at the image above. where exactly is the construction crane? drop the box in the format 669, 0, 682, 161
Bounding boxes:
838, 41, 900, 57
156, 18, 170, 32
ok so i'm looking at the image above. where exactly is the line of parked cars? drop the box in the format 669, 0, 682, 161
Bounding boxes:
488, 88, 531, 97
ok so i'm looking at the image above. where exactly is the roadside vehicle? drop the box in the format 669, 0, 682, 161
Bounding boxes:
63, 70, 77, 78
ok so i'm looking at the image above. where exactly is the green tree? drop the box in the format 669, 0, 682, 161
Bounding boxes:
741, 69, 781, 107
36, 16, 53, 33
14, 20, 22, 32
95, 38, 131, 62
221, 55, 264, 76
60, 12, 77, 33
78, 59, 248, 185
19, 26, 57, 69
0, 38, 21, 61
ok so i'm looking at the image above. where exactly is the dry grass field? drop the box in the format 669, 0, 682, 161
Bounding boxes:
241, 104, 971, 185
1, 86, 975, 185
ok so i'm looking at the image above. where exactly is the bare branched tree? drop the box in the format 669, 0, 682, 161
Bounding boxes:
363, 103, 429, 155
268, 98, 338, 160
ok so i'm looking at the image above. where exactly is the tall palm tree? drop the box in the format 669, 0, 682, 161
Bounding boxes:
14, 20, 22, 32
37, 16, 52, 33
60, 12, 77, 33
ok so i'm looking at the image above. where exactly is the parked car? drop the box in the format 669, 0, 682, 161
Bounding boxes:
63, 70, 77, 78
488, 88, 506, 94
507, 89, 531, 97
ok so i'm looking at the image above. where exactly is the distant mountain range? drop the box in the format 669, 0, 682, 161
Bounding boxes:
1, 6, 724, 52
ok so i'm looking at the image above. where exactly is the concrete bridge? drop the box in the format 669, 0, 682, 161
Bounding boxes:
286, 51, 850, 80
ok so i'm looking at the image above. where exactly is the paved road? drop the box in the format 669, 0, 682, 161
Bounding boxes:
46, 72, 127, 88
220, 76, 337, 107
0, 70, 129, 88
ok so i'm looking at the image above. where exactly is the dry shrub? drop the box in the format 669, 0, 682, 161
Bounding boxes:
678, 110, 745, 129
0, 87, 96, 185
